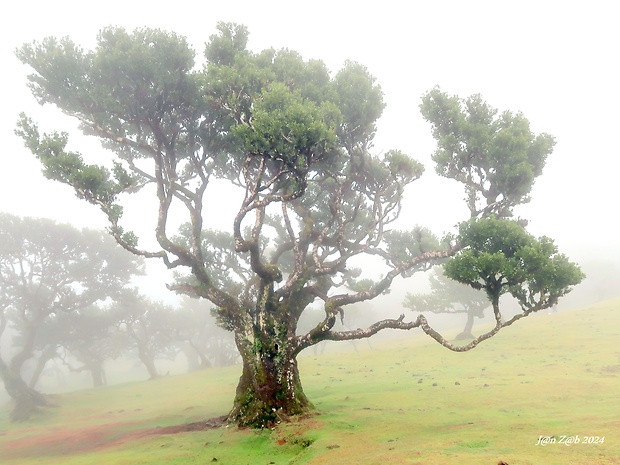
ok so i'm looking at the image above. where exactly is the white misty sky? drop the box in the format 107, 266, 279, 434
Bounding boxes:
1, 0, 618, 281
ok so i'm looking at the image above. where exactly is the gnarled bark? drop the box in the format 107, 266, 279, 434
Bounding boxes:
229, 337, 314, 428
227, 296, 313, 428
229, 346, 312, 428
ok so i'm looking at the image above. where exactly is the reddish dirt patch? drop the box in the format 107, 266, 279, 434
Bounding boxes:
0, 415, 227, 460
146, 415, 227, 434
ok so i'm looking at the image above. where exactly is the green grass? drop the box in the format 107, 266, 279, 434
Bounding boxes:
2, 299, 620, 464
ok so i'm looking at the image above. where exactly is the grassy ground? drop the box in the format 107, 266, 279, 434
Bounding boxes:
1, 299, 619, 464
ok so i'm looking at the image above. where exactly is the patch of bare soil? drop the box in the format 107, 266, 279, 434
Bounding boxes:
0, 415, 228, 460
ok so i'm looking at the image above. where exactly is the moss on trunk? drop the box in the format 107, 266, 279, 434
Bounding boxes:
229, 336, 313, 428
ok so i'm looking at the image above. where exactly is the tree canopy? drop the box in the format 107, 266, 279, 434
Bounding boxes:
420, 87, 556, 218
15, 23, 583, 427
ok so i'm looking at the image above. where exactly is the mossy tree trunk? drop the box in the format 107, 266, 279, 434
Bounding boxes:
226, 286, 313, 428
228, 344, 312, 428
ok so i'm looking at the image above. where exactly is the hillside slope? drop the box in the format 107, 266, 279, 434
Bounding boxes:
1, 299, 619, 465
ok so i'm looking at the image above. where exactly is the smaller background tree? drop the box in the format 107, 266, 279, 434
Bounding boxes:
171, 296, 238, 371
0, 213, 143, 420
55, 306, 125, 387
404, 266, 490, 340
111, 293, 178, 380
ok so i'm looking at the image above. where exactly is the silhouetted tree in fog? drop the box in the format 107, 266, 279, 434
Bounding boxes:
404, 266, 490, 340
0, 213, 142, 420
56, 305, 125, 387
111, 292, 177, 380
172, 296, 238, 371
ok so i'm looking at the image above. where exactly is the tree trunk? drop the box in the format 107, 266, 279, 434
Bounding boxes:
221, 281, 317, 428
28, 345, 58, 389
0, 321, 49, 421
0, 357, 47, 421
455, 311, 475, 340
227, 307, 313, 429
228, 344, 312, 428
185, 341, 210, 370
28, 354, 48, 390
182, 345, 201, 372
137, 345, 159, 379
90, 359, 107, 387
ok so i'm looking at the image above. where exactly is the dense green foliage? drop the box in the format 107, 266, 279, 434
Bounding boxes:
420, 87, 556, 217
445, 218, 585, 313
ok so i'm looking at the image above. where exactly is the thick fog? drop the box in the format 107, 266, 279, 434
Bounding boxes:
2, 2, 618, 257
